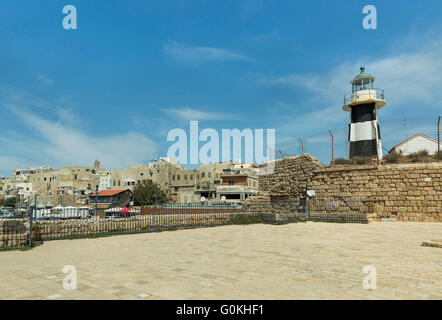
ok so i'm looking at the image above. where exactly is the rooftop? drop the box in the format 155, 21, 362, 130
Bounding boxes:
89, 189, 130, 197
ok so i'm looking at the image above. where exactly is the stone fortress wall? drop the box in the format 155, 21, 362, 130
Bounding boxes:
243, 155, 442, 222
310, 162, 442, 222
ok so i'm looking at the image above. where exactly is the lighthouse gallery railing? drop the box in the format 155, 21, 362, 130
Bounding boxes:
344, 88, 384, 105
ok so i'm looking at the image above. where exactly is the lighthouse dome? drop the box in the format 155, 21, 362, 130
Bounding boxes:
351, 66, 376, 84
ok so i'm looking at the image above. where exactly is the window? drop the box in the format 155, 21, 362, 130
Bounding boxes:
184, 175, 187, 180
228, 181, 234, 185
202, 172, 205, 178
118, 180, 121, 186
208, 172, 211, 178
177, 175, 180, 180
190, 175, 193, 180
172, 175, 175, 180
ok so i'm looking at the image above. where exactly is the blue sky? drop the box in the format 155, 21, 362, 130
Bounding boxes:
1, 0, 442, 176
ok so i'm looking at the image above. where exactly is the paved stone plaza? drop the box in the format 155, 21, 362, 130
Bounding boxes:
0, 222, 441, 300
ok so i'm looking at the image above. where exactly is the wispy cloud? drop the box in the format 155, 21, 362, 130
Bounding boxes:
160, 107, 236, 121
260, 37, 442, 141
163, 40, 252, 64
0, 88, 158, 173
36, 74, 54, 85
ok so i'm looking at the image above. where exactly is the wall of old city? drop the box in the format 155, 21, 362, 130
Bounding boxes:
309, 162, 442, 222
242, 155, 442, 222
242, 154, 323, 215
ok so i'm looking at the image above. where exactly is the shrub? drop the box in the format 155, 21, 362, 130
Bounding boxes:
333, 158, 352, 165
384, 151, 400, 163
416, 149, 429, 157
433, 150, 442, 160
408, 153, 420, 162
352, 157, 371, 165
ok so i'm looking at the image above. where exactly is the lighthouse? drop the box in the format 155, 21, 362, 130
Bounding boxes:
343, 67, 386, 160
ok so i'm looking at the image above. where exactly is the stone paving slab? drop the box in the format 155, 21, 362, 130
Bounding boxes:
0, 222, 441, 300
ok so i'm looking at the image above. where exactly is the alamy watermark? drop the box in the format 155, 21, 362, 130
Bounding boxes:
362, 5, 377, 30
62, 5, 77, 30
167, 121, 275, 174
362, 265, 377, 290
62, 265, 78, 290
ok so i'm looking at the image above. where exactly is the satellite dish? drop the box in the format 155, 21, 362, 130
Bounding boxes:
200, 196, 206, 202
221, 196, 226, 201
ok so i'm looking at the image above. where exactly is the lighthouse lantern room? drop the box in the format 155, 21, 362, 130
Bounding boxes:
343, 67, 386, 160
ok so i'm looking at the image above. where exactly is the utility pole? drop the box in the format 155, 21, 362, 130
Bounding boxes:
329, 130, 334, 164
298, 138, 304, 154
438, 115, 440, 161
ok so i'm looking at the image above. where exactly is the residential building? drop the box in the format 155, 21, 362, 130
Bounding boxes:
389, 133, 442, 156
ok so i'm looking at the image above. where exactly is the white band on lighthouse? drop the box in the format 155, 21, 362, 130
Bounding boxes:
349, 121, 378, 142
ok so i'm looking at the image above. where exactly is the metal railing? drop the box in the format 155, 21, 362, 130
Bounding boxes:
344, 88, 384, 105
0, 203, 243, 249
243, 198, 369, 224
1, 197, 370, 250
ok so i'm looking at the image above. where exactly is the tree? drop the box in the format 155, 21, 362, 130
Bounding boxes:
133, 180, 166, 206
2, 197, 17, 207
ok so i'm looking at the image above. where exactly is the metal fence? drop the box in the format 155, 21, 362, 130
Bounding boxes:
278, 115, 441, 165
307, 198, 369, 223
242, 198, 369, 224
1, 198, 370, 250
0, 203, 243, 249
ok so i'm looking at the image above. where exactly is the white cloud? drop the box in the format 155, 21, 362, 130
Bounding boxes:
261, 38, 442, 140
0, 88, 158, 174
13, 110, 157, 170
36, 74, 54, 85
163, 40, 252, 64
160, 107, 236, 121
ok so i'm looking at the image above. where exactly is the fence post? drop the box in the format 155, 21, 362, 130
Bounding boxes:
438, 115, 440, 160
28, 194, 36, 247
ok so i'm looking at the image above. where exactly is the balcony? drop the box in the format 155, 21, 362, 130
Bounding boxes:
344, 88, 385, 106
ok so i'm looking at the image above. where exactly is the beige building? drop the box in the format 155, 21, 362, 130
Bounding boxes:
4, 158, 260, 206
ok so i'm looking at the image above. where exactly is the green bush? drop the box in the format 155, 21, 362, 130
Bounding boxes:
384, 151, 400, 163
352, 157, 371, 165
433, 150, 442, 160
333, 158, 352, 165
416, 149, 429, 157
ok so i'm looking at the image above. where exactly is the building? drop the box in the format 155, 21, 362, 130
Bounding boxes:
4, 158, 260, 206
343, 67, 386, 159
12, 167, 43, 181
389, 133, 442, 156
216, 170, 258, 202
89, 189, 132, 206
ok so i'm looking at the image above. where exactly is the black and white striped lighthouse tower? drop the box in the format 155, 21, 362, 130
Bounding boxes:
343, 67, 386, 159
